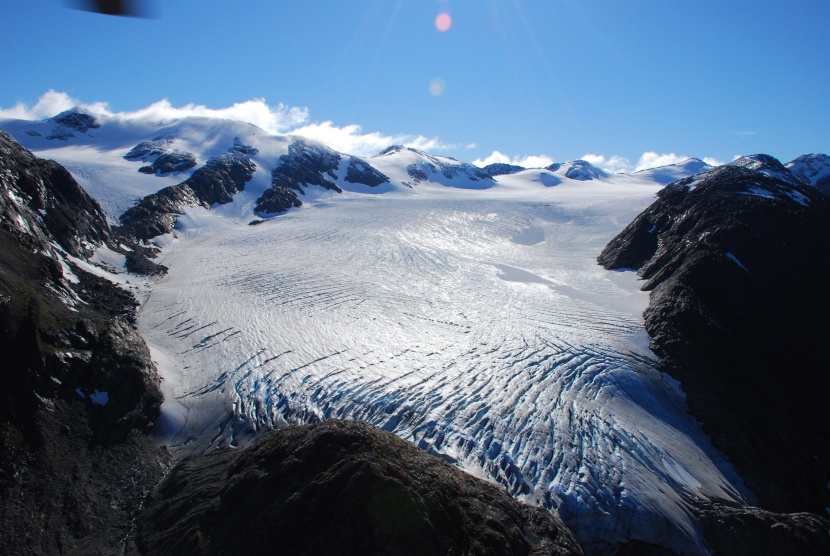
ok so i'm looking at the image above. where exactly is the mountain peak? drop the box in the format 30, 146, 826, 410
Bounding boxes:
562, 159, 609, 181
728, 154, 805, 185
48, 108, 101, 134
787, 153, 830, 192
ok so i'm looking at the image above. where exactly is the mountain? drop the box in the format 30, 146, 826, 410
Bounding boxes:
787, 153, 830, 192
0, 130, 169, 554
482, 162, 526, 177
3, 109, 829, 554
547, 160, 609, 181
630, 158, 713, 185
728, 153, 806, 185
599, 160, 830, 551
371, 145, 494, 189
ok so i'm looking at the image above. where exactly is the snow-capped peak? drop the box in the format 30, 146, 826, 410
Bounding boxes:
729, 154, 806, 186
48, 107, 101, 134
632, 158, 713, 185
786, 153, 830, 192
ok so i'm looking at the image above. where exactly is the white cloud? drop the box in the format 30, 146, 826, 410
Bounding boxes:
0, 90, 79, 120
582, 153, 632, 174
288, 120, 448, 157
634, 152, 690, 172
0, 90, 461, 158
702, 156, 724, 167
472, 150, 553, 168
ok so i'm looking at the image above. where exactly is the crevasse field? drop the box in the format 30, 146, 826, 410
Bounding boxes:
139, 181, 747, 554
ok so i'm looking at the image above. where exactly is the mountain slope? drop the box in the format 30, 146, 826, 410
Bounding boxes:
0, 131, 168, 555
599, 162, 830, 517
138, 420, 584, 556
787, 153, 830, 192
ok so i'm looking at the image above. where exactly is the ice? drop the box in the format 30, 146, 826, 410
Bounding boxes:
138, 179, 749, 554
1, 113, 750, 553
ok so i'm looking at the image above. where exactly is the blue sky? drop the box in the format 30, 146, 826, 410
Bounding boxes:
1, 0, 828, 170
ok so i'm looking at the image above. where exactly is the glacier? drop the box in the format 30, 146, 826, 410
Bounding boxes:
138, 180, 748, 554
1, 112, 751, 554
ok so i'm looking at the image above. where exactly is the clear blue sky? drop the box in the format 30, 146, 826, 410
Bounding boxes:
1, 0, 828, 170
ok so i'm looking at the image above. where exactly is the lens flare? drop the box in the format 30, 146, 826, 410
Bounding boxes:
435, 12, 452, 32
429, 79, 446, 96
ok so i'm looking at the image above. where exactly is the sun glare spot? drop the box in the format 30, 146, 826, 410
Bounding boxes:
429, 79, 446, 96
435, 12, 452, 32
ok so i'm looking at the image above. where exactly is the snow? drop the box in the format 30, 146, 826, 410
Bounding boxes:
784, 189, 810, 207
742, 186, 776, 200
0, 113, 754, 554
137, 177, 747, 555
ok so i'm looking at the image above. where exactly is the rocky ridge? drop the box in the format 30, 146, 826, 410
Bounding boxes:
598, 160, 830, 552
138, 420, 584, 556
120, 151, 256, 240
0, 130, 168, 555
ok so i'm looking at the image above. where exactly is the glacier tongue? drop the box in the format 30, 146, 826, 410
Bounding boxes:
138, 183, 748, 555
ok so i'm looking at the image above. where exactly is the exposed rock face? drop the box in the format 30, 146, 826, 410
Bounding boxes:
230, 136, 259, 156
120, 152, 256, 239
693, 500, 830, 556
255, 139, 342, 214
598, 163, 830, 521
138, 420, 584, 556
125, 137, 198, 176
345, 156, 389, 187
483, 162, 526, 177
0, 132, 168, 555
0, 130, 110, 257
50, 109, 101, 133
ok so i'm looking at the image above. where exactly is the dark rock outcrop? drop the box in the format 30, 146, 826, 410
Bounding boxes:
137, 151, 197, 175
693, 500, 830, 556
125, 137, 198, 176
0, 132, 168, 555
598, 162, 830, 522
255, 139, 342, 214
483, 162, 526, 177
0, 130, 110, 258
138, 420, 583, 556
120, 152, 256, 239
230, 136, 259, 156
728, 153, 806, 185
345, 156, 389, 187
50, 109, 101, 134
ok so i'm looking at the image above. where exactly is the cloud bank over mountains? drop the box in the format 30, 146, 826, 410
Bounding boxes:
0, 90, 452, 158
1, 90, 724, 172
